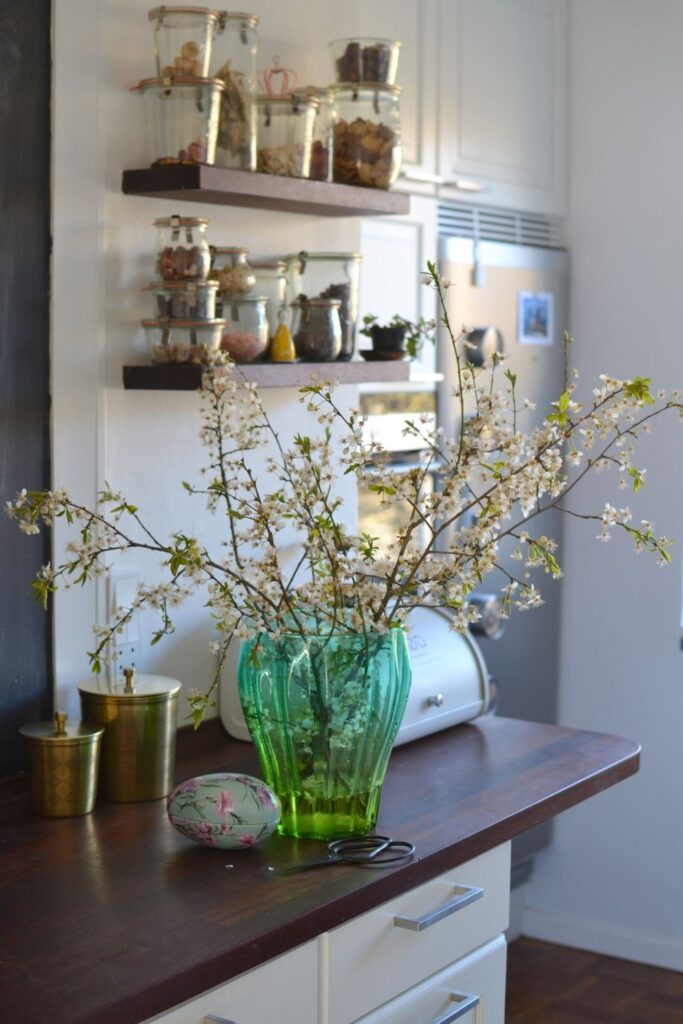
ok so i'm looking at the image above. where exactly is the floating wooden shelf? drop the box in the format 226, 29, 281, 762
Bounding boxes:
123, 360, 411, 391
122, 165, 410, 217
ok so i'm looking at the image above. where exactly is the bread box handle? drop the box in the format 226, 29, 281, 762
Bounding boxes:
393, 884, 484, 932
432, 991, 481, 1024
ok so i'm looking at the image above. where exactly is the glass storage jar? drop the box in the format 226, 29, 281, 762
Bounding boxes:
137, 76, 224, 166
142, 318, 225, 363
331, 84, 401, 189
329, 38, 401, 86
285, 251, 362, 361
149, 6, 221, 78
296, 87, 334, 181
211, 246, 256, 299
211, 12, 259, 170
256, 93, 318, 178
290, 298, 342, 362
220, 295, 268, 362
155, 216, 211, 282
250, 260, 287, 338
144, 280, 219, 320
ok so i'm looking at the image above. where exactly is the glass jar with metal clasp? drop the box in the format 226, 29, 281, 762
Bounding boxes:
211, 11, 259, 170
331, 83, 401, 189
290, 298, 342, 362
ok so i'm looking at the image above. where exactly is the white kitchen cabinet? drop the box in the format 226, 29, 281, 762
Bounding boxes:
145, 844, 510, 1024
437, 0, 568, 215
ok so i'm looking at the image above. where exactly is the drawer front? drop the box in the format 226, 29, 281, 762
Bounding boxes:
327, 843, 510, 1024
353, 934, 507, 1024
143, 940, 318, 1024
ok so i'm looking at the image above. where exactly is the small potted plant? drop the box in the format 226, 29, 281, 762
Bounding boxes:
359, 314, 435, 358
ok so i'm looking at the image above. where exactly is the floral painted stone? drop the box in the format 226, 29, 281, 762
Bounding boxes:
167, 772, 280, 849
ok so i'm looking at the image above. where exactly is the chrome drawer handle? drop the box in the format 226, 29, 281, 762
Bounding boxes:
432, 991, 481, 1024
202, 1017, 238, 1023
393, 884, 484, 931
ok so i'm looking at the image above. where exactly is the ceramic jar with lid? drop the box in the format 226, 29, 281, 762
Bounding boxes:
211, 246, 256, 300
220, 295, 269, 362
256, 93, 318, 177
19, 712, 104, 817
331, 84, 401, 189
291, 298, 342, 362
285, 251, 362, 361
155, 215, 211, 282
79, 670, 182, 802
148, 5, 222, 78
211, 12, 259, 170
137, 76, 224, 167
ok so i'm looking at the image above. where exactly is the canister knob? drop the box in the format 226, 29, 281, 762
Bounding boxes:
427, 693, 444, 708
54, 711, 68, 735
123, 667, 136, 694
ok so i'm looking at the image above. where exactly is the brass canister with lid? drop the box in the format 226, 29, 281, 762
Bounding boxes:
78, 669, 181, 802
19, 712, 104, 817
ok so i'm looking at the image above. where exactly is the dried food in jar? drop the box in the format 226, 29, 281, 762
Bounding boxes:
156, 245, 211, 282
215, 61, 252, 160
213, 265, 253, 296
220, 330, 266, 362
309, 140, 329, 182
335, 41, 393, 84
291, 299, 342, 362
257, 143, 305, 177
333, 117, 397, 189
161, 40, 204, 77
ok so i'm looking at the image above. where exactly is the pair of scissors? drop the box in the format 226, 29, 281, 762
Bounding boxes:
268, 835, 416, 874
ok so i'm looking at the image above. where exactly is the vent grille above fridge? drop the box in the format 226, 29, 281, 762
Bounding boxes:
438, 203, 565, 250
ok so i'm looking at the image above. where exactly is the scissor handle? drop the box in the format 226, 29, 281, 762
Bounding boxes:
329, 835, 392, 861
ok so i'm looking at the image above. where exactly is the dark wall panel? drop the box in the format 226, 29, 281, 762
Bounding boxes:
0, 1, 52, 774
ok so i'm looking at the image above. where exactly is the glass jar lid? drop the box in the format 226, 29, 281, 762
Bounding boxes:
136, 76, 226, 90
154, 215, 209, 227
143, 281, 218, 291
329, 36, 401, 47
218, 11, 259, 28
330, 83, 402, 97
257, 94, 320, 111
251, 260, 287, 271
141, 318, 226, 327
148, 6, 221, 21
20, 713, 104, 745
78, 672, 182, 700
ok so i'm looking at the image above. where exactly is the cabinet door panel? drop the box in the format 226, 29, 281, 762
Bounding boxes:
326, 843, 510, 1024
353, 935, 507, 1024
438, 0, 567, 214
142, 941, 318, 1024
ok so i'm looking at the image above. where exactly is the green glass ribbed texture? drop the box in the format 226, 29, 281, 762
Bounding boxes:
237, 629, 412, 839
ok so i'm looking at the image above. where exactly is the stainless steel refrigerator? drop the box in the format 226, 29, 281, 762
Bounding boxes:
437, 216, 569, 874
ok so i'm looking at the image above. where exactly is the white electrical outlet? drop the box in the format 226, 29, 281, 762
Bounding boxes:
106, 570, 141, 686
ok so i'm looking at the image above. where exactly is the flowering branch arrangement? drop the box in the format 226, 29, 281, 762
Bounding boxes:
7, 264, 681, 725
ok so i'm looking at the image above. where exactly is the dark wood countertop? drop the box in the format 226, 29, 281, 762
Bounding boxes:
0, 716, 639, 1024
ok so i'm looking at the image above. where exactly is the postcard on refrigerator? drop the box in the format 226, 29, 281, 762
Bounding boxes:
517, 291, 554, 346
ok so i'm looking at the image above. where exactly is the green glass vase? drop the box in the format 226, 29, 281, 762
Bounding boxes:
237, 628, 412, 840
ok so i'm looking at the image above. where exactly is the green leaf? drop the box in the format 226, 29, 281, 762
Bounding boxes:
624, 377, 655, 405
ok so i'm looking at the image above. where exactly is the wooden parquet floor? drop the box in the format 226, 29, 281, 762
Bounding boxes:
506, 938, 683, 1023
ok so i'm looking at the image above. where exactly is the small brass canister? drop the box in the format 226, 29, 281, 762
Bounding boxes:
20, 712, 104, 817
78, 669, 181, 802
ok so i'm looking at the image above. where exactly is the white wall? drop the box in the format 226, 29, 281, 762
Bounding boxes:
522, 0, 683, 969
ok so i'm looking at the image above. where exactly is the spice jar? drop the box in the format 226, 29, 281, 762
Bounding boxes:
296, 87, 334, 181
220, 295, 269, 362
329, 38, 401, 86
256, 93, 318, 178
211, 12, 259, 170
285, 251, 362, 361
250, 260, 287, 338
331, 84, 401, 190
291, 298, 342, 362
149, 6, 221, 78
155, 215, 211, 282
137, 76, 224, 166
142, 318, 225, 363
145, 280, 219, 320
211, 246, 256, 300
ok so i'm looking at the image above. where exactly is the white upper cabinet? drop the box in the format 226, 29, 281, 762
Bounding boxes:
438, 0, 568, 215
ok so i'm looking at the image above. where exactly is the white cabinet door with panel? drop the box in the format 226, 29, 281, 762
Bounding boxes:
143, 940, 318, 1024
352, 934, 507, 1024
325, 843, 510, 1024
438, 0, 568, 215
